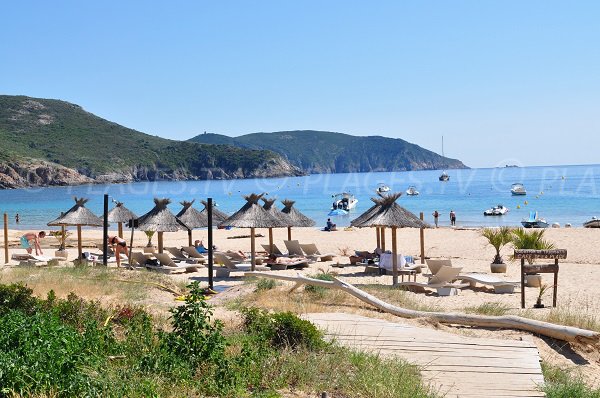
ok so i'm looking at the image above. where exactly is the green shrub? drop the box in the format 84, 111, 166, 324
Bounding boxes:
242, 307, 325, 350
255, 278, 278, 292
0, 283, 39, 315
304, 271, 335, 296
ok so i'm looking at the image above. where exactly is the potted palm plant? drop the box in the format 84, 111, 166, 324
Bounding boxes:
480, 227, 512, 273
511, 229, 555, 287
143, 230, 156, 253
534, 284, 551, 308
50, 229, 71, 259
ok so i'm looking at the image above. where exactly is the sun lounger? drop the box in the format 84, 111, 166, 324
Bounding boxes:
13, 254, 61, 267
165, 247, 202, 264
458, 273, 519, 294
146, 253, 201, 273
181, 246, 207, 262
300, 243, 336, 262
426, 258, 452, 275
261, 243, 287, 256
283, 240, 305, 257
396, 266, 469, 296
266, 257, 310, 270
213, 252, 269, 277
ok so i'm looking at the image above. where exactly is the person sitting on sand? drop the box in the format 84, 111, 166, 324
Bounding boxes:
20, 231, 45, 256
107, 235, 128, 267
325, 218, 337, 231
194, 239, 217, 253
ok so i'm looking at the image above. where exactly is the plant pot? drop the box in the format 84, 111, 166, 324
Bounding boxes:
525, 274, 542, 287
533, 300, 545, 308
54, 250, 68, 260
490, 262, 507, 273
143, 246, 156, 254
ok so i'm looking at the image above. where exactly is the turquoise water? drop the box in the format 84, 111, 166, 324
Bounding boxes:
1, 164, 599, 229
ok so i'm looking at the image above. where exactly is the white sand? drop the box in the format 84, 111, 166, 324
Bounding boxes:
2, 226, 600, 315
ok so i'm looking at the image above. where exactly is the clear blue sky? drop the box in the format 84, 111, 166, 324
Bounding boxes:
1, 1, 599, 168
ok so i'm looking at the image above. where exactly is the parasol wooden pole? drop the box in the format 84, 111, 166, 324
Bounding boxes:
287, 226, 292, 241
380, 227, 386, 251
187, 229, 193, 247
77, 225, 82, 259
392, 227, 398, 285
3, 213, 8, 264
420, 212, 425, 264
250, 227, 256, 271
376, 227, 380, 249
118, 222, 123, 238
157, 231, 164, 253
269, 227, 274, 254
128, 219, 135, 268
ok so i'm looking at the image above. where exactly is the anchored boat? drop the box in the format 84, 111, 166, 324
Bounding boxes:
521, 211, 549, 228
483, 204, 509, 216
405, 186, 419, 196
511, 183, 527, 195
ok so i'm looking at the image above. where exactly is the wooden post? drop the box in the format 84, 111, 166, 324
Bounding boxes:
157, 231, 164, 253
391, 227, 398, 285
287, 226, 292, 241
376, 227, 380, 249
521, 258, 525, 308
207, 198, 214, 289
269, 227, 274, 254
3, 213, 8, 264
118, 222, 123, 238
128, 219, 135, 267
553, 258, 558, 307
381, 227, 386, 251
187, 229, 193, 247
77, 225, 82, 259
250, 227, 256, 271
419, 212, 425, 264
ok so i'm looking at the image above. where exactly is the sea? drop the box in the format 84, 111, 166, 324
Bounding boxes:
1, 164, 599, 230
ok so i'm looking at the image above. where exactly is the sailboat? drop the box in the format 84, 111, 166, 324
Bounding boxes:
439, 136, 449, 182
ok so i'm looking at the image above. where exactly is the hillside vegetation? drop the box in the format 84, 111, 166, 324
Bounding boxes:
189, 130, 467, 173
0, 95, 300, 188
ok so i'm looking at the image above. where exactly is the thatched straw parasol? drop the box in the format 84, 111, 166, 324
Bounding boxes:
280, 199, 315, 240
48, 197, 103, 259
200, 200, 229, 224
350, 196, 385, 249
107, 201, 138, 238
137, 198, 187, 253
220, 193, 288, 270
351, 192, 429, 285
176, 200, 209, 246
262, 197, 292, 253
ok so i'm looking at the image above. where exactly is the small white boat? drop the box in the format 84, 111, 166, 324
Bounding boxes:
439, 171, 449, 182
405, 186, 419, 196
376, 183, 390, 193
521, 211, 549, 228
331, 192, 358, 212
584, 217, 600, 228
511, 183, 527, 195
483, 204, 509, 216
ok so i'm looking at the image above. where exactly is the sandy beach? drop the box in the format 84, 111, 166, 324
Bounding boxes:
2, 225, 600, 315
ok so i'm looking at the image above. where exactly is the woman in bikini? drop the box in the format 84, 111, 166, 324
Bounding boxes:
107, 235, 129, 267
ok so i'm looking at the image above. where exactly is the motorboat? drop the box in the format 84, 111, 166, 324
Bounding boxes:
511, 183, 527, 195
584, 217, 600, 228
376, 183, 390, 193
521, 211, 549, 228
483, 204, 509, 216
331, 192, 358, 212
405, 186, 419, 196
328, 209, 348, 216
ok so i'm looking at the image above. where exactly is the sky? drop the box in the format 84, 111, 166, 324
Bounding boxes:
1, 1, 599, 168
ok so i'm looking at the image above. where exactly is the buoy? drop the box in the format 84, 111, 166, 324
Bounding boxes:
524, 201, 528, 205
535, 195, 539, 199
517, 205, 521, 209
540, 191, 544, 195
562, 176, 565, 180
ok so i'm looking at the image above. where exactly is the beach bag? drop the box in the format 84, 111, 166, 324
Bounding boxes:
145, 258, 159, 266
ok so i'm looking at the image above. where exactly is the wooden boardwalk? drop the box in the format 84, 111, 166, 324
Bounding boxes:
304, 313, 545, 398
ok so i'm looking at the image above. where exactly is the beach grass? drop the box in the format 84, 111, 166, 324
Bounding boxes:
542, 363, 600, 397
465, 302, 512, 316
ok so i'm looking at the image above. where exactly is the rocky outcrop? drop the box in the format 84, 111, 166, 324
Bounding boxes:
0, 157, 304, 189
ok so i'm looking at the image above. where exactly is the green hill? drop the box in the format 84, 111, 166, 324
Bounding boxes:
0, 96, 301, 188
189, 131, 467, 173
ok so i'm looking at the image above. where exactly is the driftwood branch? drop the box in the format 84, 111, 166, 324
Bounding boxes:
244, 272, 600, 343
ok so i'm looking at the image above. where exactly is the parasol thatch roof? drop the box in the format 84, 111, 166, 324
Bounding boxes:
350, 196, 384, 228
137, 198, 188, 232
200, 200, 229, 223
280, 199, 315, 227
107, 201, 138, 223
220, 193, 288, 228
262, 197, 292, 226
351, 192, 429, 229
176, 200, 208, 229
48, 197, 103, 227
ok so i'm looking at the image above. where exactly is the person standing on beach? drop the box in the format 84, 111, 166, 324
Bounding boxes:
107, 235, 129, 267
20, 231, 45, 256
450, 210, 456, 226
15, 213, 20, 224
432, 210, 439, 228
